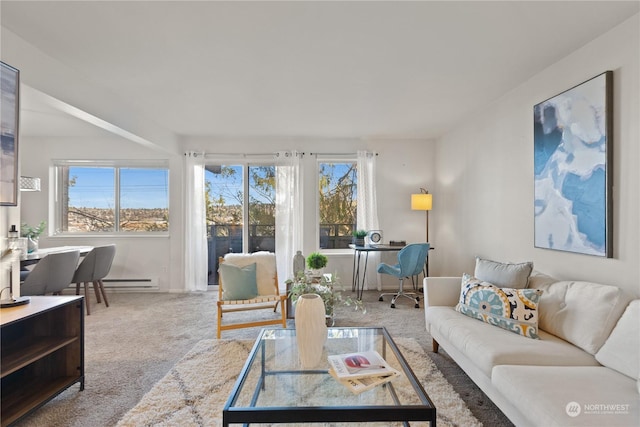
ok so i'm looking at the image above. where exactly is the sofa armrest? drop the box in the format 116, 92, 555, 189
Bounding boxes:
423, 277, 462, 307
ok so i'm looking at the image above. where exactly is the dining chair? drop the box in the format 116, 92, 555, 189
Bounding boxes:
73, 244, 116, 315
377, 243, 430, 308
20, 250, 81, 296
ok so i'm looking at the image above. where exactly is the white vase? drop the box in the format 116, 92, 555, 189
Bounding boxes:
295, 293, 328, 368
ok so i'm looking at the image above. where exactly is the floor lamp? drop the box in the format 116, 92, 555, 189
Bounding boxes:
411, 188, 432, 287
411, 188, 432, 242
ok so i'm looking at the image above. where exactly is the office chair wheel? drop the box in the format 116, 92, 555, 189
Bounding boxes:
390, 303, 396, 308
416, 296, 420, 302
414, 303, 420, 308
379, 296, 384, 301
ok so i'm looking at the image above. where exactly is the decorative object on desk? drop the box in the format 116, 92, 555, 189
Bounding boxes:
294, 293, 328, 368
19, 176, 41, 192
352, 230, 367, 246
21, 220, 46, 253
293, 250, 305, 276
534, 71, 612, 257
306, 251, 328, 276
7, 225, 27, 255
411, 188, 433, 242
287, 272, 365, 325
366, 230, 382, 245
8, 224, 18, 239
389, 240, 406, 247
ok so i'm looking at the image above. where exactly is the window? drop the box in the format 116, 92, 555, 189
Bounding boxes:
54, 161, 169, 234
318, 161, 357, 249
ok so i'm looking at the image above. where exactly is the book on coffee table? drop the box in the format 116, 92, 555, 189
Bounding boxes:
327, 350, 398, 380
329, 367, 401, 395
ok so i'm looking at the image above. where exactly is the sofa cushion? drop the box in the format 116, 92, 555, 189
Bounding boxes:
474, 257, 533, 289
595, 300, 639, 380
219, 262, 258, 300
426, 306, 599, 378
492, 365, 639, 426
456, 274, 542, 338
529, 279, 633, 355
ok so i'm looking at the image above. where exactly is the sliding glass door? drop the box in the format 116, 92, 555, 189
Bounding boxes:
204, 163, 275, 284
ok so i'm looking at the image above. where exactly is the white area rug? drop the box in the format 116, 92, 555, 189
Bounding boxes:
117, 337, 480, 427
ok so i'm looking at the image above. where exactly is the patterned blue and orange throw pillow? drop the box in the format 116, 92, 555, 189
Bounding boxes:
456, 274, 543, 339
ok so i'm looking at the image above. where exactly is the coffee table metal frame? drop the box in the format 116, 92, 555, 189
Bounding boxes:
223, 327, 436, 426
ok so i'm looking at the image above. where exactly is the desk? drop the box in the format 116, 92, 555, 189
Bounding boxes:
350, 244, 403, 300
351, 244, 435, 300
20, 246, 93, 267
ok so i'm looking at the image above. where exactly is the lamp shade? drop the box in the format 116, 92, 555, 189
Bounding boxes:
19, 176, 41, 192
411, 193, 432, 211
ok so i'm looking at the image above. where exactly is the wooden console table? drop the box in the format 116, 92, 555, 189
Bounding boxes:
0, 296, 84, 426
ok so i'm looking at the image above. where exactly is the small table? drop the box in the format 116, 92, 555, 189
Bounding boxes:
223, 327, 436, 426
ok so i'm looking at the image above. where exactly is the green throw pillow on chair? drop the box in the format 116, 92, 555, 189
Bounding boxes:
219, 262, 258, 300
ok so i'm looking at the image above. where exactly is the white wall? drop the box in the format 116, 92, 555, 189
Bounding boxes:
13, 135, 434, 293
182, 137, 435, 288
433, 15, 640, 297
19, 135, 184, 292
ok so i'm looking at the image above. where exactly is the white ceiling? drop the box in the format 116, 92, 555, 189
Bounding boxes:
2, 1, 639, 140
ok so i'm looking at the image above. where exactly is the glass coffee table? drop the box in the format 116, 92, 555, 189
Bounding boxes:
223, 327, 436, 426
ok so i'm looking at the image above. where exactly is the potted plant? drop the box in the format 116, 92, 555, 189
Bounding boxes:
353, 230, 367, 246
287, 272, 365, 325
21, 220, 46, 253
306, 251, 328, 272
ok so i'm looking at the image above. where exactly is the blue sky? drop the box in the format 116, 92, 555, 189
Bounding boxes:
69, 167, 169, 209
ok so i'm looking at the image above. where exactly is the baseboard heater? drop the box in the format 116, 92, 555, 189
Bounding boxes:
100, 278, 159, 291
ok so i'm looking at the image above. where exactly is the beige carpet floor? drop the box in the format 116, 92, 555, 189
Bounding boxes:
12, 289, 513, 427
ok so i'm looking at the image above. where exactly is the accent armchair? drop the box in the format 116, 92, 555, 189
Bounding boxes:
216, 251, 287, 338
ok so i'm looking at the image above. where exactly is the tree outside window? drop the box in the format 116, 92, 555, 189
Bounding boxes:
318, 161, 357, 249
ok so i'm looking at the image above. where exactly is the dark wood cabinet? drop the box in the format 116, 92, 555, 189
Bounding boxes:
1, 296, 84, 426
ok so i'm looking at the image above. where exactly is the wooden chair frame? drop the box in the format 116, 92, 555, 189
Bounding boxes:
216, 254, 287, 338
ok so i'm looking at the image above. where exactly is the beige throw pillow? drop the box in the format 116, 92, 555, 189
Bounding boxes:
595, 300, 639, 379
529, 280, 633, 355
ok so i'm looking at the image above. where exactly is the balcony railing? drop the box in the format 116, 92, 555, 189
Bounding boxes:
207, 223, 355, 285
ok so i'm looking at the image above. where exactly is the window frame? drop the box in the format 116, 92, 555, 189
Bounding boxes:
52, 159, 170, 236
204, 159, 276, 254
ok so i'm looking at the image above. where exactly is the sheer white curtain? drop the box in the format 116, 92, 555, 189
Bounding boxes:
275, 151, 302, 292
357, 151, 381, 289
184, 151, 208, 292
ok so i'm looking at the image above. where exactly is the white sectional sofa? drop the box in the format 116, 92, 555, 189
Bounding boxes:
424, 270, 639, 427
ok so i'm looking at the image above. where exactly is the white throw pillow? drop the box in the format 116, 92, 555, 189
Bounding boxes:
529, 280, 633, 355
595, 300, 639, 380
474, 257, 533, 289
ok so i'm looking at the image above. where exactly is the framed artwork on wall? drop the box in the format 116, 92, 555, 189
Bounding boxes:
533, 71, 613, 258
1, 61, 20, 206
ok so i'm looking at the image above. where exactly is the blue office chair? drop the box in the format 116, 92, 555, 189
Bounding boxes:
377, 243, 430, 308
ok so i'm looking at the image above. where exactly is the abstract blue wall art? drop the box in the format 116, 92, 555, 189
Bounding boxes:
533, 72, 613, 257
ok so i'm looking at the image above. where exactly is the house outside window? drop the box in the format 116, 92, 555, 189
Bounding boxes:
53, 160, 169, 234
318, 160, 357, 249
